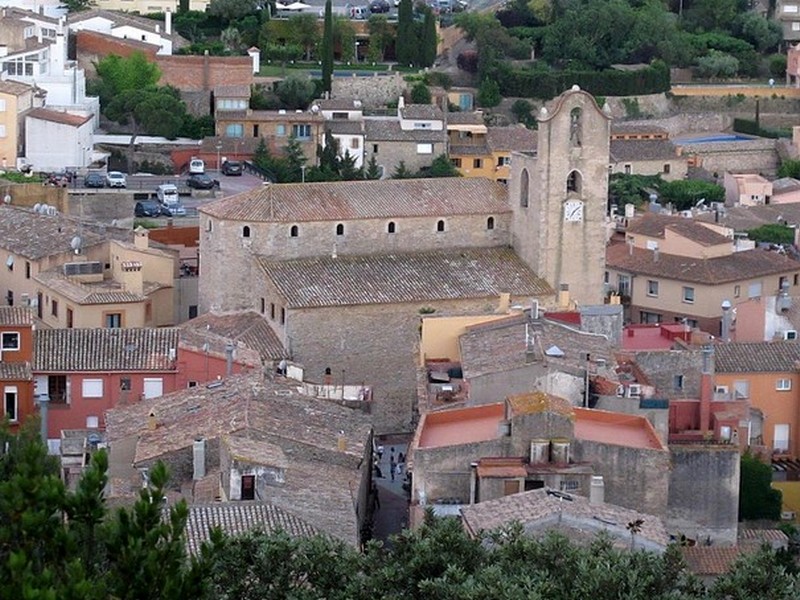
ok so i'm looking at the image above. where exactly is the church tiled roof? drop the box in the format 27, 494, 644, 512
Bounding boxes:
257, 248, 552, 308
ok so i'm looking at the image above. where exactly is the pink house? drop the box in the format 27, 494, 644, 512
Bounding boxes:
788, 43, 800, 88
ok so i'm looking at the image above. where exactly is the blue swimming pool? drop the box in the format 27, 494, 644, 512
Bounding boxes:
678, 134, 756, 144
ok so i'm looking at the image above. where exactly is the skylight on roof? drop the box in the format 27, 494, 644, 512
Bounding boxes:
545, 345, 565, 357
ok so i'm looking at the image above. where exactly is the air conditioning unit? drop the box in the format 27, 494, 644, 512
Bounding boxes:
628, 384, 642, 397
714, 385, 729, 394
781, 510, 796, 521
785, 330, 798, 341
616, 385, 625, 397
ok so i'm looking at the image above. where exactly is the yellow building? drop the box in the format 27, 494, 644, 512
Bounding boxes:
447, 115, 537, 185
0, 79, 39, 170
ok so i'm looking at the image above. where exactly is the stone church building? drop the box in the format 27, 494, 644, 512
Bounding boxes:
198, 88, 610, 433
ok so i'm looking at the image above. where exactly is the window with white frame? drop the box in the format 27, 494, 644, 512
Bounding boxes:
4, 385, 17, 422
774, 423, 790, 452
416, 143, 433, 154
777, 378, 792, 391
292, 124, 312, 139
82, 379, 103, 398
647, 280, 659, 297
748, 281, 762, 298
0, 99, 6, 112
733, 379, 750, 399
682, 286, 695, 303
1, 331, 19, 350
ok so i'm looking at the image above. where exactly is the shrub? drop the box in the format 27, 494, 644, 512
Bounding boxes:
477, 78, 501, 107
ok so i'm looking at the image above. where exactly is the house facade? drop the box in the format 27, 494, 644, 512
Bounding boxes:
606, 214, 800, 332
608, 124, 687, 181
0, 79, 39, 170
0, 306, 34, 431
723, 172, 772, 207
68, 9, 184, 56
25, 108, 93, 171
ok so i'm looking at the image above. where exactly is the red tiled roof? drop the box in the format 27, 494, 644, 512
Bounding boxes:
681, 546, 742, 576
627, 214, 731, 247
27, 108, 92, 127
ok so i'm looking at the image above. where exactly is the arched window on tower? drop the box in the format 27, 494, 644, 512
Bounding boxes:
566, 170, 582, 194
242, 225, 251, 238
520, 169, 529, 208
570, 107, 582, 147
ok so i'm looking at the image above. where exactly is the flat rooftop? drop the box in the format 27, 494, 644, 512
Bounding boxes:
574, 407, 665, 450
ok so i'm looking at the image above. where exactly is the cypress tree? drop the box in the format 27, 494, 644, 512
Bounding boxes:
396, 0, 415, 67
421, 7, 437, 68
322, 0, 334, 94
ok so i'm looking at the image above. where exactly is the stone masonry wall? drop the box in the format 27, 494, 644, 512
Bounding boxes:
332, 73, 406, 109
632, 348, 705, 400
198, 211, 512, 314
572, 440, 670, 517
286, 298, 522, 434
364, 139, 446, 177
667, 445, 740, 545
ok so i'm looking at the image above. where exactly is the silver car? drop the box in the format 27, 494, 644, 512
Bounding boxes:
106, 171, 127, 188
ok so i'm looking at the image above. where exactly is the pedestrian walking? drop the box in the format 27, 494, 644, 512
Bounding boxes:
390, 457, 396, 481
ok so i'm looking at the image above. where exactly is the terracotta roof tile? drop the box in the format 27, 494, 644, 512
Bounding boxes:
0, 205, 107, 260
0, 362, 32, 380
606, 243, 800, 285
34, 328, 180, 371
0, 306, 33, 326
610, 139, 678, 162
446, 111, 484, 125
34, 271, 149, 305
460, 487, 670, 550
185, 502, 320, 555
27, 108, 92, 127
312, 97, 363, 111
257, 248, 553, 308
714, 341, 800, 372
681, 546, 742, 576
0, 79, 33, 96
627, 214, 731, 247
400, 104, 443, 120
179, 311, 286, 362
486, 126, 538, 153
611, 123, 669, 136
325, 120, 364, 135
364, 119, 446, 142
200, 177, 510, 223
213, 84, 251, 97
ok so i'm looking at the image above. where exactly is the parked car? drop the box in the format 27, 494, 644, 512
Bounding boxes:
221, 160, 243, 176
134, 200, 163, 218
45, 171, 73, 187
106, 171, 127, 188
84, 173, 105, 188
189, 157, 205, 174
369, 0, 390, 12
186, 173, 217, 189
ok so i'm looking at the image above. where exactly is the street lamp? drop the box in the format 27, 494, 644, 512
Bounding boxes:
216, 142, 222, 172
300, 165, 306, 183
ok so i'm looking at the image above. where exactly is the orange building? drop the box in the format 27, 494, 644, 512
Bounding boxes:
714, 341, 800, 457
0, 307, 35, 431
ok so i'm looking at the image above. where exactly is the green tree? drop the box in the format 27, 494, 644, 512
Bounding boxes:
339, 151, 361, 180
511, 98, 535, 127
367, 15, 393, 62
396, 0, 416, 66
421, 7, 438, 68
682, 0, 739, 33
711, 546, 800, 600
365, 155, 381, 179
263, 42, 303, 74
94, 52, 161, 108
746, 224, 795, 245
334, 15, 357, 63
284, 136, 308, 182
778, 158, 800, 179
220, 25, 243, 52
770, 53, 788, 79
733, 12, 782, 53
105, 86, 187, 172
477, 78, 501, 107
739, 451, 783, 521
208, 0, 258, 23
275, 72, 316, 109
392, 160, 412, 179
287, 13, 320, 60
60, 0, 95, 11
696, 50, 739, 79
410, 82, 432, 104
424, 154, 461, 178
657, 179, 724, 210
322, 0, 334, 93
609, 173, 662, 207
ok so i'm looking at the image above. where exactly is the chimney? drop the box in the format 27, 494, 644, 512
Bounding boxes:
147, 409, 157, 430
192, 438, 206, 480
700, 345, 713, 435
653, 248, 659, 262
225, 342, 235, 376
589, 475, 605, 505
469, 461, 479, 504
558, 283, 570, 308
38, 395, 50, 443
134, 225, 150, 250
720, 300, 732, 342
165, 8, 172, 34
155, 24, 160, 33
337, 430, 347, 452
120, 261, 144, 296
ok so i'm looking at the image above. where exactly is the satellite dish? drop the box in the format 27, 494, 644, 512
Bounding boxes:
310, 104, 320, 113
70, 236, 82, 253
47, 206, 57, 216
3, 194, 10, 204
33, 203, 41, 213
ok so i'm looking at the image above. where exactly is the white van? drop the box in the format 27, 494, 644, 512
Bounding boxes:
189, 157, 205, 174
157, 183, 179, 204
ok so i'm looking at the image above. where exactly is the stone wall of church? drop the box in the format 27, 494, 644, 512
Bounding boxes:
198, 211, 512, 313
284, 297, 524, 435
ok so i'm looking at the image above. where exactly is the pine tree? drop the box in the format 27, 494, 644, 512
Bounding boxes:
392, 160, 411, 179
322, 0, 334, 93
365, 155, 381, 179
284, 136, 308, 182
339, 150, 360, 180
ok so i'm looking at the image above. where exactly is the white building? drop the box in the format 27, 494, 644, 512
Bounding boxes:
25, 107, 93, 171
68, 9, 182, 56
